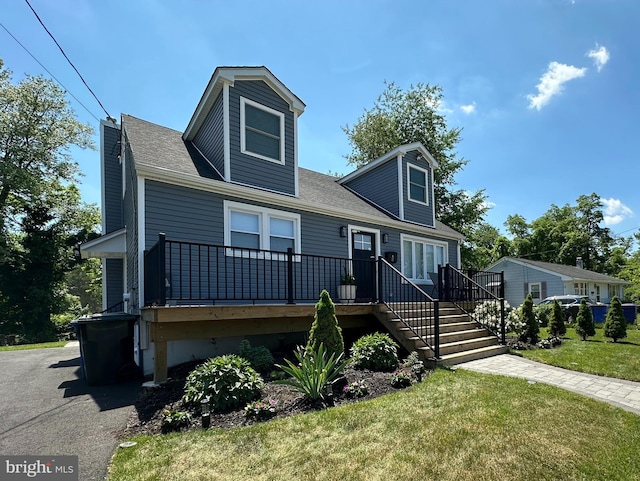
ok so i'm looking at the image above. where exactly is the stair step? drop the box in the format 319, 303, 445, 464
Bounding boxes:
407, 328, 489, 345
439, 345, 509, 365
396, 321, 478, 335
438, 336, 499, 356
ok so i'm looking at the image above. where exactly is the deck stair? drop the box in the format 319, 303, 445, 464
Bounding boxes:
374, 301, 507, 366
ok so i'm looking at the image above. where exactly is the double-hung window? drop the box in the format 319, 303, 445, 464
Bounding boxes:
240, 97, 284, 164
407, 164, 428, 204
574, 282, 587, 296
225, 201, 300, 256
401, 235, 446, 282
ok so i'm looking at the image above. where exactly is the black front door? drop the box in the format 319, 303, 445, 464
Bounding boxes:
352, 232, 375, 302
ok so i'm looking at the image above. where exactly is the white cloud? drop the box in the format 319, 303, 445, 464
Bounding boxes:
527, 61, 587, 110
587, 44, 609, 72
460, 102, 476, 114
601, 197, 633, 225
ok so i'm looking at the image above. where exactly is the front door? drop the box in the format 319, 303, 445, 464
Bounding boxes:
352, 232, 376, 302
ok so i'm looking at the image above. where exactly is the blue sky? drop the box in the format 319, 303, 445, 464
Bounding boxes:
3, 0, 639, 240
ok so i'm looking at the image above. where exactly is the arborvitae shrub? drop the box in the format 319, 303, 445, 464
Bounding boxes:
306, 290, 344, 358
519, 294, 539, 343
604, 296, 627, 342
575, 299, 596, 341
549, 300, 567, 337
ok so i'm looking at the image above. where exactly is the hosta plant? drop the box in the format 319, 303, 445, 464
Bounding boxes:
182, 355, 264, 411
350, 332, 398, 371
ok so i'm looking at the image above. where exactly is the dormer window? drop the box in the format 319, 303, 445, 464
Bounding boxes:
240, 96, 284, 164
408, 164, 428, 205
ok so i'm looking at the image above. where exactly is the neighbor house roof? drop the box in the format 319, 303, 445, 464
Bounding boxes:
121, 115, 464, 241
492, 257, 630, 285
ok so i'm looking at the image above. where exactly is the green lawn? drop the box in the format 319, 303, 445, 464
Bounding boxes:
518, 325, 640, 381
108, 369, 640, 481
0, 341, 68, 352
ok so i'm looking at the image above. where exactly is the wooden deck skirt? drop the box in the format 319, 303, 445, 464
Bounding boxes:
141, 303, 377, 383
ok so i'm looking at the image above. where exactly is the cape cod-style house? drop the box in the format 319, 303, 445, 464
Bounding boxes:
80, 66, 507, 382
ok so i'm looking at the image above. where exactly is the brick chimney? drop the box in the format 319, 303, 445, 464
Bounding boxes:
576, 257, 584, 269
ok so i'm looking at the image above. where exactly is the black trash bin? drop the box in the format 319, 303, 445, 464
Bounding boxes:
72, 313, 140, 386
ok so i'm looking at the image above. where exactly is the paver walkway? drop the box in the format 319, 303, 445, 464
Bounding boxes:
458, 354, 640, 415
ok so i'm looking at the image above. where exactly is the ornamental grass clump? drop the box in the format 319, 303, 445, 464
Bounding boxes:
548, 299, 567, 337
182, 355, 264, 411
575, 299, 596, 341
350, 332, 399, 372
306, 290, 344, 359
604, 296, 627, 343
275, 343, 348, 402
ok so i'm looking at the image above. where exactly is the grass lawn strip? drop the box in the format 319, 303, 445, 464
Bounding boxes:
108, 369, 640, 481
519, 326, 640, 382
0, 341, 67, 351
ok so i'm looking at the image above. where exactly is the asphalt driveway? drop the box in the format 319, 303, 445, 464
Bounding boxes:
0, 342, 141, 480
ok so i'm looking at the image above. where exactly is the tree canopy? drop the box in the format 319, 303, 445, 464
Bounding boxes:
0, 59, 99, 342
342, 81, 488, 259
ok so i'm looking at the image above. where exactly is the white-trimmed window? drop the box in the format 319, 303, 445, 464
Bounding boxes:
225, 201, 300, 254
529, 282, 541, 301
574, 282, 587, 296
407, 164, 429, 205
240, 97, 284, 164
401, 235, 447, 282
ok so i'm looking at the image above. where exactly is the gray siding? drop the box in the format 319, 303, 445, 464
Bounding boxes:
343, 160, 399, 216
105, 258, 124, 308
143, 180, 460, 303
102, 123, 123, 233
228, 80, 296, 195
402, 150, 435, 227
488, 259, 564, 307
122, 133, 139, 310
193, 92, 225, 176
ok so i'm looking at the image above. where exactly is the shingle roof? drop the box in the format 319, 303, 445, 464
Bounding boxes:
121, 114, 463, 240
499, 257, 630, 284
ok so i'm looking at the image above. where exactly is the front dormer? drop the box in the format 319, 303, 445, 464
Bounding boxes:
339, 143, 438, 228
183, 67, 305, 196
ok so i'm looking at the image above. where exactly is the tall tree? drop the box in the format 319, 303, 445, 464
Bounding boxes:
342, 82, 488, 258
0, 59, 97, 341
503, 194, 630, 273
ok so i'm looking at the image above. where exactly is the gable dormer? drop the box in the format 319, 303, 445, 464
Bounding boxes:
339, 142, 438, 228
183, 67, 305, 196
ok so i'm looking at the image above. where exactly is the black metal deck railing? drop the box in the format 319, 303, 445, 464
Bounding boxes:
438, 264, 506, 343
144, 234, 375, 306
378, 257, 440, 359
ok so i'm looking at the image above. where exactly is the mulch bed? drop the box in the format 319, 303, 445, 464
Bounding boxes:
122, 361, 427, 437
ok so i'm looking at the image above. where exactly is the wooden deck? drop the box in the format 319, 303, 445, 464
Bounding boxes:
141, 303, 377, 383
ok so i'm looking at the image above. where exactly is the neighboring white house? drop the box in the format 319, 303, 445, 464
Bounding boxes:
487, 257, 630, 307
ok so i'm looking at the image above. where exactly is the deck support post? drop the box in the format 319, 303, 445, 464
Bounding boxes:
153, 339, 168, 384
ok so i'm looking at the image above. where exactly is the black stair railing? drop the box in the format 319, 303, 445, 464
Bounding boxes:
438, 264, 506, 344
378, 257, 440, 359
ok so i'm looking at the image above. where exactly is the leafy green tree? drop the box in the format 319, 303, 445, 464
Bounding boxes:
342, 81, 488, 265
604, 296, 627, 343
307, 290, 344, 358
575, 299, 596, 341
548, 300, 567, 337
519, 294, 539, 343
503, 194, 630, 274
0, 59, 97, 341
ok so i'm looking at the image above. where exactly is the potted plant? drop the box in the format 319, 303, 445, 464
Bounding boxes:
339, 266, 357, 304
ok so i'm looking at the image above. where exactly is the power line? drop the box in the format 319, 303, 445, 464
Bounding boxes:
0, 20, 101, 122
24, 0, 114, 122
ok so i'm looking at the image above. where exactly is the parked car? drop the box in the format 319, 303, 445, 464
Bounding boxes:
538, 295, 595, 322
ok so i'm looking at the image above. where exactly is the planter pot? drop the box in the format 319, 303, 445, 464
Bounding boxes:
339, 284, 357, 304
